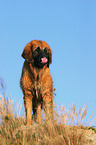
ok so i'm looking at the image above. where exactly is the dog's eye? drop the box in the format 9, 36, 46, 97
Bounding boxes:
35, 47, 40, 52
44, 48, 47, 52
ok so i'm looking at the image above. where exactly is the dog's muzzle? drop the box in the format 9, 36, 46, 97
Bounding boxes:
34, 50, 48, 68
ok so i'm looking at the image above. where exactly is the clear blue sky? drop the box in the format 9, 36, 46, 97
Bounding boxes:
0, 0, 96, 124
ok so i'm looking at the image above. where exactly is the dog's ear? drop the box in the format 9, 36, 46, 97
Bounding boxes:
48, 48, 52, 64
22, 42, 32, 61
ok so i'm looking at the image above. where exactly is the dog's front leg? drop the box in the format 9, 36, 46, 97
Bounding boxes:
24, 91, 32, 126
43, 96, 53, 122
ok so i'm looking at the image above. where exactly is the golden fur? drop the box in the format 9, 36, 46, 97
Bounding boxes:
20, 40, 53, 125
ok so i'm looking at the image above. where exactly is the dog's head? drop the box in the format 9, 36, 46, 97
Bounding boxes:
22, 40, 52, 68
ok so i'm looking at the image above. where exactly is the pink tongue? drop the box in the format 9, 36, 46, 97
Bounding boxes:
41, 57, 48, 63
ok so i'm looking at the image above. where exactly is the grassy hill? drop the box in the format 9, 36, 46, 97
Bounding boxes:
0, 94, 96, 145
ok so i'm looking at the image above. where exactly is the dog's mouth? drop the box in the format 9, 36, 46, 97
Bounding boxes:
41, 57, 48, 64
34, 54, 48, 68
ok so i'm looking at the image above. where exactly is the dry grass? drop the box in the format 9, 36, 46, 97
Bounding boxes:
0, 95, 95, 145
0, 79, 96, 145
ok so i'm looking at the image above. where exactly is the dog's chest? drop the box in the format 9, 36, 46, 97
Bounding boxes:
32, 76, 43, 99
29, 65, 47, 99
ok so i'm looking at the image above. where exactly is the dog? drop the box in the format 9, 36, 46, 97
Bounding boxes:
20, 40, 53, 125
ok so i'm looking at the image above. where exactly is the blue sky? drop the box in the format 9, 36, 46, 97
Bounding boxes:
0, 0, 96, 124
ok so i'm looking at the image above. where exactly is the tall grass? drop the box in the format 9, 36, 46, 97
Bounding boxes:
0, 79, 95, 145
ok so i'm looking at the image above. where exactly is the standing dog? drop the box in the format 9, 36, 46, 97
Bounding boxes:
20, 40, 53, 125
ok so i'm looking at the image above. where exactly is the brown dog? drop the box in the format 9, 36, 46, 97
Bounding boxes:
20, 40, 53, 125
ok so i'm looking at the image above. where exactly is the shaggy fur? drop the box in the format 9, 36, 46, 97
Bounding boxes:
20, 40, 53, 125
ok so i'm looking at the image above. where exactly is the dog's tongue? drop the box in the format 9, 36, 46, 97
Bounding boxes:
41, 57, 48, 63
